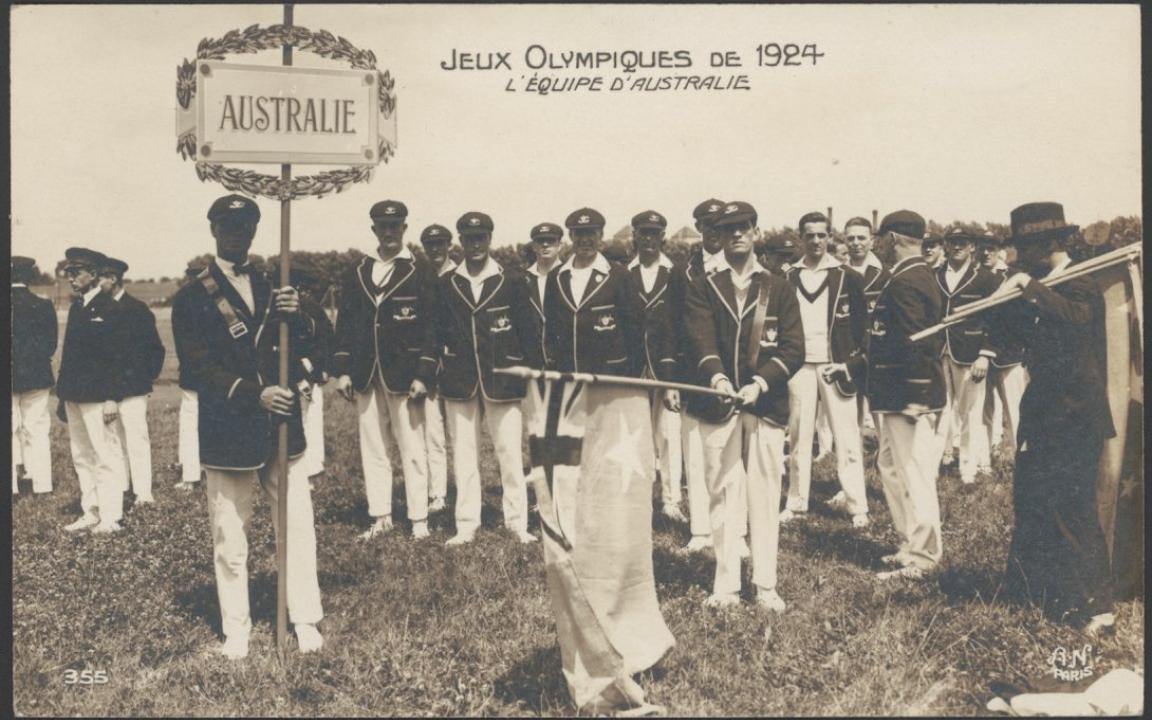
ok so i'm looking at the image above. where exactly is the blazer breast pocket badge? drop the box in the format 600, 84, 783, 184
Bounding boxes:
835, 300, 851, 320
491, 314, 512, 333
393, 305, 417, 322
759, 321, 779, 347
593, 312, 617, 332
870, 318, 887, 337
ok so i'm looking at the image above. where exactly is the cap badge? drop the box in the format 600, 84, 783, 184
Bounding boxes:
542, 225, 550, 232
470, 217, 480, 226
579, 214, 590, 224
709, 204, 721, 212
385, 207, 396, 214
229, 200, 245, 209
725, 204, 738, 214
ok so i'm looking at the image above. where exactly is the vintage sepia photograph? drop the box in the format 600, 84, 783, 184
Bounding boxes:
8, 2, 1144, 716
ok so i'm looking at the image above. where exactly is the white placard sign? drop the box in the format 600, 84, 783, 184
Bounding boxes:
195, 61, 380, 165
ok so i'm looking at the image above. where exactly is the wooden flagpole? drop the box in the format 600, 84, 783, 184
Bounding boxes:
909, 243, 1143, 342
275, 0, 293, 663
495, 366, 741, 400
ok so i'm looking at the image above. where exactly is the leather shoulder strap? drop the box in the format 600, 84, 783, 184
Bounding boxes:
198, 268, 249, 340
746, 273, 771, 369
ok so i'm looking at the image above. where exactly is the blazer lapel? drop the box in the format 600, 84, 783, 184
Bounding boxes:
579, 268, 609, 309
630, 265, 647, 303
251, 272, 270, 328
474, 272, 504, 312
707, 271, 740, 322
648, 266, 670, 307
209, 263, 257, 326
356, 257, 376, 304
377, 258, 415, 303
451, 274, 476, 310
826, 267, 844, 330
558, 269, 578, 312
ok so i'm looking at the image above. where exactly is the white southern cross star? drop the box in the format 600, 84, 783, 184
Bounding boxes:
1119, 474, 1138, 499
615, 413, 650, 494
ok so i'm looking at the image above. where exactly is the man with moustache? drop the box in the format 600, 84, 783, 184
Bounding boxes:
933, 228, 1000, 484
434, 212, 542, 545
780, 212, 870, 529
334, 200, 438, 541
171, 194, 324, 657
56, 247, 130, 533
994, 202, 1116, 635
418, 223, 456, 513
98, 256, 165, 507
11, 256, 58, 496
628, 210, 686, 522
678, 199, 747, 554
866, 211, 947, 580
683, 201, 805, 611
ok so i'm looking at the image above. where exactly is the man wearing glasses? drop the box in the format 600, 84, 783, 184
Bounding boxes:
56, 247, 130, 533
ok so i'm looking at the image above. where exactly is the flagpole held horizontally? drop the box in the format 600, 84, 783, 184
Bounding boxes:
495, 366, 742, 400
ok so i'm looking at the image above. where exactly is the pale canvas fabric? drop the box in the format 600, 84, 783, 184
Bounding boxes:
528, 381, 675, 711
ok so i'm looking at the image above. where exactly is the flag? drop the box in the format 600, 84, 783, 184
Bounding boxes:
525, 379, 675, 713
1095, 252, 1143, 599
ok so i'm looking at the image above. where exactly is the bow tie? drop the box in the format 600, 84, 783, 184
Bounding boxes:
231, 263, 255, 276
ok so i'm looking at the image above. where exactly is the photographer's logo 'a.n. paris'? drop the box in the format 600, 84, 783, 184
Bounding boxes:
1048, 644, 1095, 682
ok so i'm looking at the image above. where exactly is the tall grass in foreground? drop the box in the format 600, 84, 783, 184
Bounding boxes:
11, 384, 1143, 716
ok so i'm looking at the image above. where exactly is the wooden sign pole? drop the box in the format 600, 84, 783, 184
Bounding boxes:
276, 0, 293, 663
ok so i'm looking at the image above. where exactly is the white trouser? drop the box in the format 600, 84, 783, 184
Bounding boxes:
936, 358, 990, 481
700, 413, 784, 596
205, 456, 323, 640
814, 398, 834, 455
178, 389, 202, 483
786, 364, 868, 515
356, 377, 429, 523
65, 401, 123, 524
301, 385, 326, 477
113, 394, 153, 501
445, 396, 528, 536
984, 364, 1027, 458
12, 388, 52, 492
876, 412, 944, 569
425, 394, 449, 501
650, 391, 683, 507
680, 413, 711, 538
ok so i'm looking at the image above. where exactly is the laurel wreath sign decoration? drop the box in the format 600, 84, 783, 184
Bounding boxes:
175, 24, 396, 201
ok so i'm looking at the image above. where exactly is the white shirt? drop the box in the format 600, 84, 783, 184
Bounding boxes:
371, 246, 414, 296
1047, 256, 1073, 279
527, 259, 559, 303
726, 256, 762, 310
82, 286, 102, 308
455, 256, 502, 304
561, 253, 611, 305
216, 257, 254, 314
628, 253, 674, 294
943, 259, 971, 293
113, 287, 126, 301
436, 258, 458, 277
795, 254, 840, 363
703, 248, 725, 274
848, 252, 883, 275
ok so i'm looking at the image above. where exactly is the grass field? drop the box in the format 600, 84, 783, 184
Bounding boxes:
11, 378, 1145, 715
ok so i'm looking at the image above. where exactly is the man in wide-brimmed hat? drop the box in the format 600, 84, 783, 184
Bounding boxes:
992, 202, 1116, 636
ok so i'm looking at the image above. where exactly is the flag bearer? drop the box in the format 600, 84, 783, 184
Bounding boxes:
683, 201, 805, 611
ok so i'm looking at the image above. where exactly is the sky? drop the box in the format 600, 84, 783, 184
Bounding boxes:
11, 3, 1142, 280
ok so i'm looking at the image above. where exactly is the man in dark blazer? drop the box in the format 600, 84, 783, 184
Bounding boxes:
99, 256, 165, 506
933, 228, 1002, 483
332, 200, 438, 541
979, 232, 1028, 460
292, 267, 334, 481
627, 210, 687, 523
433, 212, 543, 545
56, 247, 131, 533
544, 207, 645, 377
866, 211, 947, 580
843, 216, 891, 430
171, 194, 324, 659
781, 211, 871, 529
678, 199, 733, 553
417, 224, 456, 513
683, 201, 805, 611
11, 256, 58, 494
995, 202, 1116, 635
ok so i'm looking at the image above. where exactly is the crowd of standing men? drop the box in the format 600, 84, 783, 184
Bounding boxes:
10, 192, 1119, 663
